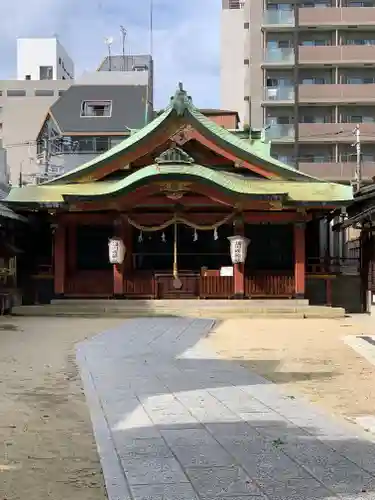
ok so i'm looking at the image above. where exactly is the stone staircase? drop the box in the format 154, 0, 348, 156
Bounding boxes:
11, 299, 346, 319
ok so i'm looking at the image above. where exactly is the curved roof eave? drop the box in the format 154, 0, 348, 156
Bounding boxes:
60, 164, 353, 204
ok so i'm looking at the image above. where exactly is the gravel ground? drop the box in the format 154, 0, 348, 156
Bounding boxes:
0, 316, 124, 500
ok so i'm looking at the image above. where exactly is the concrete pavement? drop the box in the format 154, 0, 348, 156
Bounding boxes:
76, 318, 375, 500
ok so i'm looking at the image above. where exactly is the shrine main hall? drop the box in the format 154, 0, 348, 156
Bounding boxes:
6, 84, 353, 303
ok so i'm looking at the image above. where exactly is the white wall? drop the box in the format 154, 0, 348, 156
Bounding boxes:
0, 80, 72, 185
220, 8, 246, 125
56, 39, 74, 80
17, 38, 74, 81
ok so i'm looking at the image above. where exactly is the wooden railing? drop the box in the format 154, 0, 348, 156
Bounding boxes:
65, 270, 113, 296
155, 273, 199, 299
200, 276, 233, 298
124, 272, 155, 298
63, 270, 299, 299
245, 273, 294, 298
307, 257, 360, 275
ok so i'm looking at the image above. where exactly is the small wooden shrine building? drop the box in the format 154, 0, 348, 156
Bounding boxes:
335, 183, 375, 311
6, 84, 353, 302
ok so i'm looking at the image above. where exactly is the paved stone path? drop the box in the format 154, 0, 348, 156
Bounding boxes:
76, 318, 375, 500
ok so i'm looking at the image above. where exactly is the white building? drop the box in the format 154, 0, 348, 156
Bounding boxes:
220, 1, 246, 126
17, 37, 74, 81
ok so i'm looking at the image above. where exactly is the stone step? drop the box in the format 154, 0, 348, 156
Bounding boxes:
51, 298, 310, 308
12, 304, 346, 319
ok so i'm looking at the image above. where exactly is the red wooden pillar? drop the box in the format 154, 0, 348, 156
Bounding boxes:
123, 218, 133, 275
67, 223, 76, 275
294, 222, 306, 298
233, 220, 245, 299
113, 219, 125, 296
54, 223, 66, 295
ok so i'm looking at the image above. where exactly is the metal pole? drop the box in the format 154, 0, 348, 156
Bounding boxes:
150, 0, 154, 56
173, 221, 178, 278
354, 123, 362, 185
120, 26, 127, 71
293, 1, 299, 169
108, 44, 112, 71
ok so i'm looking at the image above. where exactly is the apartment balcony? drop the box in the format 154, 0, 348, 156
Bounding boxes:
299, 45, 375, 65
262, 10, 295, 28
299, 122, 375, 143
263, 86, 295, 104
299, 83, 375, 104
299, 161, 375, 182
265, 124, 295, 141
263, 48, 295, 66
299, 7, 375, 28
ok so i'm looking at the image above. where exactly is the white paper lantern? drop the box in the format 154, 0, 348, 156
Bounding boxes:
227, 236, 250, 264
108, 237, 126, 264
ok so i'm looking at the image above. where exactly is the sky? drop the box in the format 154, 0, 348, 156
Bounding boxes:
0, 0, 221, 109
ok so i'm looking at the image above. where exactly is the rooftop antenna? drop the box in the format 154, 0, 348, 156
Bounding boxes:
104, 36, 114, 71
120, 26, 127, 71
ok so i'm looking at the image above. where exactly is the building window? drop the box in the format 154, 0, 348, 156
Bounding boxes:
301, 39, 329, 46
81, 100, 112, 117
346, 38, 375, 45
58, 90, 65, 96
58, 57, 62, 65
95, 137, 110, 152
25, 75, 31, 80
39, 66, 53, 80
132, 65, 148, 72
244, 58, 249, 65
244, 22, 249, 29
344, 115, 375, 123
267, 3, 293, 11
34, 89, 55, 97
301, 77, 326, 84
347, 1, 374, 6
6, 89, 26, 97
301, 0, 331, 6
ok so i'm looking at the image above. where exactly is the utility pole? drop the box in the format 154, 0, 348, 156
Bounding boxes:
353, 123, 362, 191
150, 0, 154, 57
292, 0, 300, 169
43, 138, 50, 181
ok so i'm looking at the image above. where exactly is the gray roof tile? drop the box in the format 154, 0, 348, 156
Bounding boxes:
50, 85, 148, 133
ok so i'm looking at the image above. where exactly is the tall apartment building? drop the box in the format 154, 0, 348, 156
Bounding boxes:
221, 0, 375, 183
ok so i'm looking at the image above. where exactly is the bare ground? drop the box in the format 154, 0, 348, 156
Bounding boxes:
208, 317, 375, 422
0, 317, 124, 500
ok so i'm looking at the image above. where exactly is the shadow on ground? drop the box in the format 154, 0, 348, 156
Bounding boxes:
77, 317, 375, 499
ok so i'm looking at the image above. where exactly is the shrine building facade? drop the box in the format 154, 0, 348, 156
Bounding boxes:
6, 84, 353, 302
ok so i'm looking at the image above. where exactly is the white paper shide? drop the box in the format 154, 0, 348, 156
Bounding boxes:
108, 237, 126, 264
227, 236, 250, 264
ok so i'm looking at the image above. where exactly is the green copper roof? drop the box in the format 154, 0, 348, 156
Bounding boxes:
46, 82, 322, 185
6, 163, 353, 205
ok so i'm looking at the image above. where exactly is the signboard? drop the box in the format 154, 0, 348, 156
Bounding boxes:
220, 266, 234, 277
